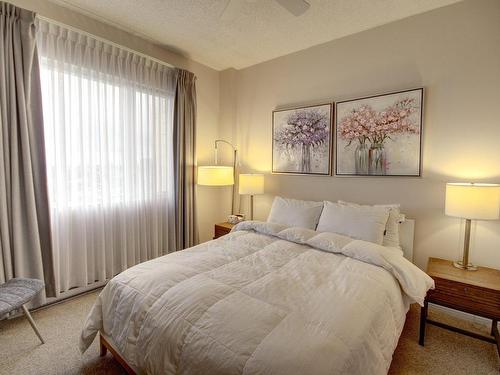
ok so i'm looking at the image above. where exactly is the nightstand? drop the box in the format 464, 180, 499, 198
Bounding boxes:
419, 257, 500, 356
214, 222, 235, 239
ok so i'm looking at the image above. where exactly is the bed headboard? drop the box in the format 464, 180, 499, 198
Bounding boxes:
399, 218, 415, 262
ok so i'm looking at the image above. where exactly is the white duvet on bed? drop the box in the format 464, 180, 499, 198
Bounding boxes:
80, 221, 434, 375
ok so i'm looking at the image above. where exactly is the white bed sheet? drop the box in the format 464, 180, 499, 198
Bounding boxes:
80, 221, 433, 375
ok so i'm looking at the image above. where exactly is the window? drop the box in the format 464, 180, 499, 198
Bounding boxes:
40, 60, 173, 208
37, 19, 177, 293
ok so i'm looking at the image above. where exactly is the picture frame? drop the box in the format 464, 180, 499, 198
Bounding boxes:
335, 88, 424, 177
272, 103, 333, 176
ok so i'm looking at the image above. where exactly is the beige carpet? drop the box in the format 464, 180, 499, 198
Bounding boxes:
0, 290, 498, 374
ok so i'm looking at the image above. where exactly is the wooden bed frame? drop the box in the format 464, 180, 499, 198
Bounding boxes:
100, 334, 137, 375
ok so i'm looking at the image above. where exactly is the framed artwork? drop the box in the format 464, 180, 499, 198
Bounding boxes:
335, 88, 423, 177
272, 103, 333, 175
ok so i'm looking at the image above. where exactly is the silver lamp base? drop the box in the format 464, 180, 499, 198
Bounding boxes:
453, 261, 477, 271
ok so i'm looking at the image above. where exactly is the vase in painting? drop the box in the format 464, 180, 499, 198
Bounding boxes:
369, 143, 387, 175
301, 143, 311, 173
354, 142, 369, 175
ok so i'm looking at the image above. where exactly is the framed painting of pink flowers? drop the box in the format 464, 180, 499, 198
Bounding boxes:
272, 103, 333, 175
335, 88, 423, 177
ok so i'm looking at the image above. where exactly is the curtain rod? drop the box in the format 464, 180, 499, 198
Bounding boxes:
36, 15, 176, 69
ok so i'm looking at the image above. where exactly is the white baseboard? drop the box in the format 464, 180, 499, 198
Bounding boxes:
42, 280, 108, 308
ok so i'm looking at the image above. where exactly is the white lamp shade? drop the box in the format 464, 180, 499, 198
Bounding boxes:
198, 166, 234, 186
445, 183, 500, 220
239, 174, 264, 195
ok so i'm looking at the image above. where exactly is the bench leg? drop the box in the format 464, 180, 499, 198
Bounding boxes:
21, 305, 45, 344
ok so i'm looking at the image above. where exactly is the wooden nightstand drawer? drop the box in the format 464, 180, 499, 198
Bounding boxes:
429, 289, 500, 319
428, 276, 500, 320
214, 222, 235, 239
214, 227, 229, 238
432, 277, 500, 308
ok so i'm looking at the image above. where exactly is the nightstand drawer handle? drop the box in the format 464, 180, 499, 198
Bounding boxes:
463, 287, 468, 293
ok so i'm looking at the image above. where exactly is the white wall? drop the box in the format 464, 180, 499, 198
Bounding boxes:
8, 0, 222, 243
221, 0, 500, 270
8, 0, 500, 267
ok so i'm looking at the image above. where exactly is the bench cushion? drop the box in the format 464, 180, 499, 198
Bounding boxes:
0, 278, 44, 316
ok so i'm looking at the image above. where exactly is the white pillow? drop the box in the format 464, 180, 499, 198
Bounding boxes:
338, 200, 404, 248
267, 196, 324, 229
317, 201, 390, 245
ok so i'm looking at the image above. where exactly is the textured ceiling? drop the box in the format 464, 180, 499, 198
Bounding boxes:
48, 0, 462, 70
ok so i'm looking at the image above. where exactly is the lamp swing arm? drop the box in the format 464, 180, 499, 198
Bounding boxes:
214, 139, 237, 165
214, 139, 238, 215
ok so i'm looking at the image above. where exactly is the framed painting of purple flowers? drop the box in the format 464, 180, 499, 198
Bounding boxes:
272, 103, 333, 175
335, 88, 423, 177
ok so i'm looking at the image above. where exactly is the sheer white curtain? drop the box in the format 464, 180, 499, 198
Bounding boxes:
36, 20, 177, 296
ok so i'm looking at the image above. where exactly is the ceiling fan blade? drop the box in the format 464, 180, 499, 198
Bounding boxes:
275, 0, 310, 16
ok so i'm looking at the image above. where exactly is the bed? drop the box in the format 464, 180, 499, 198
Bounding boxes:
80, 219, 433, 375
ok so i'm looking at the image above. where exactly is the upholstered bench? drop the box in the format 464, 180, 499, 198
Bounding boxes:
0, 278, 45, 344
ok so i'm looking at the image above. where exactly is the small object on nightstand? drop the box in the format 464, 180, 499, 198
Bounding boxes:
227, 214, 244, 224
214, 222, 235, 239
419, 257, 500, 356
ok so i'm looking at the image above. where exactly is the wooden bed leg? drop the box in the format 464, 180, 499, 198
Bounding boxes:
100, 334, 108, 357
99, 334, 137, 374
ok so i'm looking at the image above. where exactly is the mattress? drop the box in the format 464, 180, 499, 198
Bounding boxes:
80, 221, 434, 375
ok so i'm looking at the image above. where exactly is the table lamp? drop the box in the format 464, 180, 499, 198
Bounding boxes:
445, 182, 500, 270
198, 140, 237, 214
238, 174, 264, 220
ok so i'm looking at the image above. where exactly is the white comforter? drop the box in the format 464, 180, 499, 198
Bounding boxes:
80, 221, 434, 375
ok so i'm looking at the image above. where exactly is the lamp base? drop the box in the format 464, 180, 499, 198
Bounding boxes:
453, 261, 477, 271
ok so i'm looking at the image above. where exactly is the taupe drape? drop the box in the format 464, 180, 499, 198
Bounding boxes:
173, 69, 198, 250
0, 2, 55, 297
